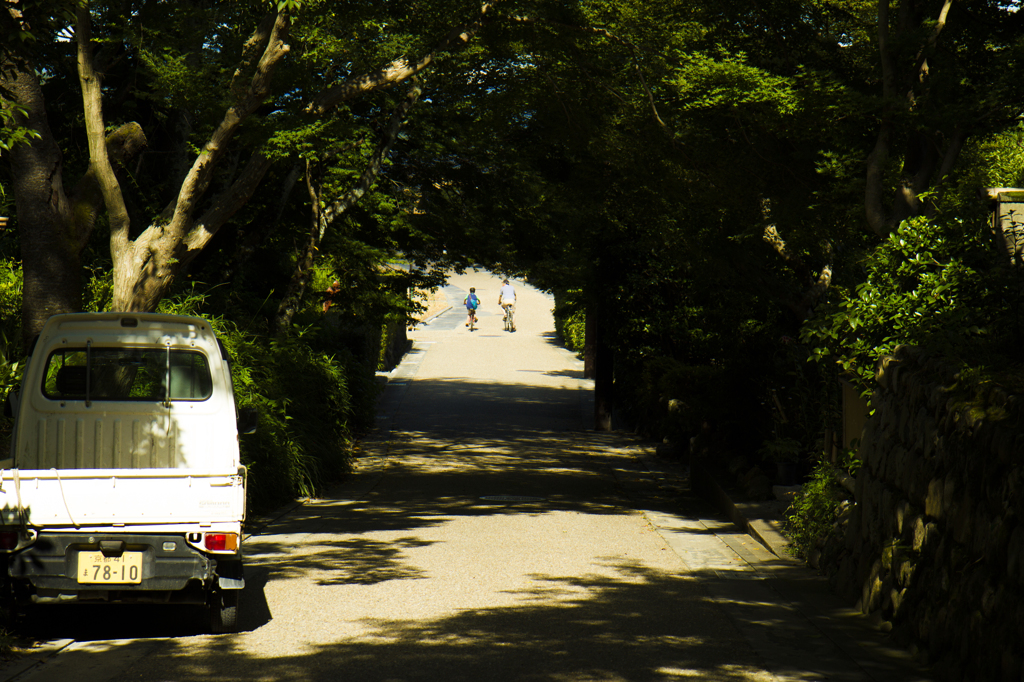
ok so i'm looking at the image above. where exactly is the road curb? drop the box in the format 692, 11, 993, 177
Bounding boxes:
692, 463, 795, 560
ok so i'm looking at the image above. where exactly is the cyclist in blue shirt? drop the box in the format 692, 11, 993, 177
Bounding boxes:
464, 288, 480, 328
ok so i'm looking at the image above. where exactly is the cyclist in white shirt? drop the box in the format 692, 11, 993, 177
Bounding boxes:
498, 279, 516, 331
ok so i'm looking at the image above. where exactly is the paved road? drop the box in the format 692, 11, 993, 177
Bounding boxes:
5, 271, 931, 681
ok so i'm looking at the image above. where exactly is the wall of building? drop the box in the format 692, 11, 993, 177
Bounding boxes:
817, 346, 1024, 681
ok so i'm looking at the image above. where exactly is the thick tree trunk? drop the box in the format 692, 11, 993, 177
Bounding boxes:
3, 41, 137, 342
583, 313, 596, 380
7, 68, 79, 343
865, 0, 957, 237
589, 299, 613, 432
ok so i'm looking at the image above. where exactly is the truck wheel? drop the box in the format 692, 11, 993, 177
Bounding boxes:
209, 589, 239, 633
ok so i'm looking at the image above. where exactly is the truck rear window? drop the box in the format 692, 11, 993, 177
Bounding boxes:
43, 348, 213, 402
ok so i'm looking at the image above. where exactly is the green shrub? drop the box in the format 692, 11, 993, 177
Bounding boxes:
0, 259, 22, 459
0, 258, 21, 359
558, 308, 586, 354
801, 216, 1005, 394
160, 290, 361, 513
551, 289, 586, 355
784, 458, 844, 558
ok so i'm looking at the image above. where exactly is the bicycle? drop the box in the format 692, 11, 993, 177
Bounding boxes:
502, 304, 515, 332
468, 309, 477, 331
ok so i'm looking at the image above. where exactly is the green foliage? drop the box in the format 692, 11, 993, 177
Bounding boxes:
83, 266, 114, 313
673, 51, 799, 117
627, 356, 734, 447
0, 259, 22, 459
1, 258, 22, 381
784, 457, 844, 559
234, 329, 355, 508
157, 289, 361, 512
758, 437, 803, 463
0, 99, 41, 155
552, 291, 585, 355
801, 216, 1003, 394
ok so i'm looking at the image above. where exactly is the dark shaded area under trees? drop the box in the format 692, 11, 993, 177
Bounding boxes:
3, 0, 1024, 524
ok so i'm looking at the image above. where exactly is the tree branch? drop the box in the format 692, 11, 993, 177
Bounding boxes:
306, 1, 502, 115
76, 2, 134, 260
167, 12, 290, 235
112, 12, 292, 311
320, 81, 422, 235
185, 149, 276, 256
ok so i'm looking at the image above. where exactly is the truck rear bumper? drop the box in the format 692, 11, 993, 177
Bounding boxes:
5, 532, 241, 604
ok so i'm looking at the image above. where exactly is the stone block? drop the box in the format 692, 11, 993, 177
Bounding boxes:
896, 499, 911, 535
922, 424, 939, 459
876, 355, 899, 391
926, 478, 945, 519
971, 514, 994, 558
912, 516, 928, 552
980, 582, 1001, 618
859, 416, 877, 450
881, 486, 896, 527
907, 457, 931, 506
830, 554, 860, 602
890, 586, 905, 618
843, 502, 862, 551
866, 430, 885, 474
923, 521, 940, 553
882, 541, 896, 571
1006, 525, 1024, 586
993, 429, 1015, 465
951, 497, 973, 546
943, 475, 957, 516
1000, 649, 1021, 682
862, 558, 885, 614
897, 557, 917, 588
865, 573, 887, 615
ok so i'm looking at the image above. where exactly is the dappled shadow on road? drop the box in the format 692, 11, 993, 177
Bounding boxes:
7, 365, 807, 680
8, 367, 930, 681
379, 377, 584, 435
238, 375, 695, 603
33, 561, 838, 681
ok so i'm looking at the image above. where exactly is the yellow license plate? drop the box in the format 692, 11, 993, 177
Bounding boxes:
77, 551, 144, 584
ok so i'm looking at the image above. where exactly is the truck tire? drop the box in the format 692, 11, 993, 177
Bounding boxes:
209, 589, 239, 633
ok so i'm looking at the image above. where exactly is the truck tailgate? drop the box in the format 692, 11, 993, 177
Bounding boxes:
0, 469, 245, 527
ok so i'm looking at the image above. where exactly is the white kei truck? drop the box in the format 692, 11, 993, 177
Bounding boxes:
1, 312, 254, 633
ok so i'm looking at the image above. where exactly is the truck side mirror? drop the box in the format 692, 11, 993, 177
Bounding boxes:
237, 407, 258, 435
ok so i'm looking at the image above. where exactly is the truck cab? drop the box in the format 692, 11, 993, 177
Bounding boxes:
1, 313, 251, 632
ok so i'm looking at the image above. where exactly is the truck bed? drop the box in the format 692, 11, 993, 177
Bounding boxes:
0, 468, 245, 528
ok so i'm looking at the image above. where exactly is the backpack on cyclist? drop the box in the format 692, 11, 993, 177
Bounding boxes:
465, 293, 479, 311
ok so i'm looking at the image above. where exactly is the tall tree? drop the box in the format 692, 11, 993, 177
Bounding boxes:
1, 0, 502, 342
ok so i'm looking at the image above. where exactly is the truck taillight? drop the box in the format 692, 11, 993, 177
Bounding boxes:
204, 533, 239, 551
0, 531, 18, 551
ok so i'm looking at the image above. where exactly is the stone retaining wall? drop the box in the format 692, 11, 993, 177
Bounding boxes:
818, 346, 1024, 681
